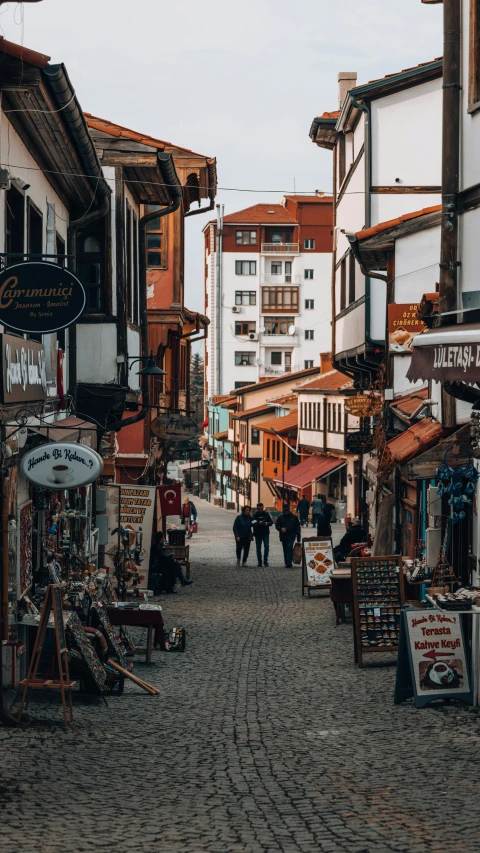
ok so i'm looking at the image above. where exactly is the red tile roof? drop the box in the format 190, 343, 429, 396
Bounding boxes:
232, 405, 275, 420
274, 454, 345, 489
357, 206, 442, 242
85, 113, 214, 159
0, 36, 50, 69
387, 418, 445, 464
212, 395, 235, 405
313, 111, 340, 120
390, 387, 429, 421
232, 366, 319, 395
297, 370, 353, 392
366, 57, 442, 85
223, 204, 297, 225
283, 194, 333, 203
255, 412, 298, 434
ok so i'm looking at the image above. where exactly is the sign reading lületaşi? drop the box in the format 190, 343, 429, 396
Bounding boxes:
0, 261, 86, 334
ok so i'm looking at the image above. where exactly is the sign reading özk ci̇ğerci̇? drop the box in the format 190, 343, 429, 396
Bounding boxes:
21, 442, 104, 489
0, 261, 86, 334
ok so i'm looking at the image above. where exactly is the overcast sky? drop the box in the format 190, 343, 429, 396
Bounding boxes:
2, 0, 443, 318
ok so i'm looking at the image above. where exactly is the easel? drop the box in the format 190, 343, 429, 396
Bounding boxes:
17, 584, 76, 724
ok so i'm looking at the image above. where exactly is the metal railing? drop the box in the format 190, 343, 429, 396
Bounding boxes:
261, 243, 299, 254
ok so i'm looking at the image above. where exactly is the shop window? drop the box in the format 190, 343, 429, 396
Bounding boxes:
145, 204, 167, 268
469, 0, 480, 111
5, 185, 25, 266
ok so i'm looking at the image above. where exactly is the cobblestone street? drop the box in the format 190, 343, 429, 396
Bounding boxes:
2, 498, 480, 853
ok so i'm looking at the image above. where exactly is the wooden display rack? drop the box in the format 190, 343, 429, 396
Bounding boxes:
17, 584, 76, 724
351, 556, 405, 668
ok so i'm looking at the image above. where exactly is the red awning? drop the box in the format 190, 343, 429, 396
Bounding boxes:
273, 454, 346, 490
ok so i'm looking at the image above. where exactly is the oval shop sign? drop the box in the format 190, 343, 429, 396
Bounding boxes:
21, 442, 103, 489
0, 261, 86, 334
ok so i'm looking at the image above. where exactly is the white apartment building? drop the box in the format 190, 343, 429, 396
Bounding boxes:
204, 195, 333, 397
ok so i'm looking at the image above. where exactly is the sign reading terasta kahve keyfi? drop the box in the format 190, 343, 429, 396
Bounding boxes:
0, 261, 86, 334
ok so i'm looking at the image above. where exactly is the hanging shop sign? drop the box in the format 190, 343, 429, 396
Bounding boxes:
345, 431, 374, 454
407, 341, 480, 384
104, 485, 156, 586
388, 304, 426, 353
302, 537, 336, 593
151, 412, 198, 441
344, 394, 383, 418
395, 608, 472, 708
0, 333, 47, 403
0, 261, 86, 334
20, 442, 103, 488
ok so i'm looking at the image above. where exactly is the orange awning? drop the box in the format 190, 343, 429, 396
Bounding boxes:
272, 454, 346, 491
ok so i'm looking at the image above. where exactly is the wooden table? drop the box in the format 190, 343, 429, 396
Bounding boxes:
106, 606, 165, 665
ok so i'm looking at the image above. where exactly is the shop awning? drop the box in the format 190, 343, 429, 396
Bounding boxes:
272, 454, 346, 490
30, 416, 97, 450
407, 323, 480, 384
387, 418, 446, 465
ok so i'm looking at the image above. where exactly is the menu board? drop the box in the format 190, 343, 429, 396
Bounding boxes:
351, 556, 405, 667
395, 608, 472, 708
302, 537, 335, 595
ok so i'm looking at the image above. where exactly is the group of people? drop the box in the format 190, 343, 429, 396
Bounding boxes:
233, 503, 301, 568
297, 494, 335, 534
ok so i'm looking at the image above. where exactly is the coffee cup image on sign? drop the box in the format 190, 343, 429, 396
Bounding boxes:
48, 464, 73, 484
419, 659, 463, 691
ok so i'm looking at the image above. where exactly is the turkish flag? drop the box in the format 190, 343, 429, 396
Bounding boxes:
158, 484, 182, 517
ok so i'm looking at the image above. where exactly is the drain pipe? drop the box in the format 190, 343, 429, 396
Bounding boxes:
107, 156, 182, 431
216, 205, 224, 395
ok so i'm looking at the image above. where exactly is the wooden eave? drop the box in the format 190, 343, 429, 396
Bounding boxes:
90, 132, 173, 205
1, 77, 95, 210
356, 209, 442, 271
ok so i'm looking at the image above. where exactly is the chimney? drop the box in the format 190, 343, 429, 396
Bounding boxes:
320, 353, 333, 375
338, 72, 357, 110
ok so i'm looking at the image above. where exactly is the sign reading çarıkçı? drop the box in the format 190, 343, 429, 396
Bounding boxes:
151, 412, 198, 441
0, 261, 86, 334
21, 442, 103, 489
1, 333, 47, 403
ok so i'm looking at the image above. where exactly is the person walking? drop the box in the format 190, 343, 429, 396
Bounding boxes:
311, 495, 324, 529
297, 494, 310, 527
316, 502, 333, 537
275, 504, 301, 568
233, 505, 253, 567
252, 502, 273, 567
181, 497, 197, 539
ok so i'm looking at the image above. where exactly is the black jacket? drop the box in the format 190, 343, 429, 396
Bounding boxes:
252, 510, 273, 537
334, 525, 365, 561
233, 514, 253, 539
275, 513, 301, 542
182, 500, 197, 520
297, 498, 310, 515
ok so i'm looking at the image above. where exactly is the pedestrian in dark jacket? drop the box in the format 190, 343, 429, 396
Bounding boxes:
317, 503, 334, 537
334, 522, 365, 563
297, 495, 310, 527
233, 505, 253, 566
149, 532, 193, 594
275, 505, 301, 567
252, 503, 273, 567
311, 495, 324, 529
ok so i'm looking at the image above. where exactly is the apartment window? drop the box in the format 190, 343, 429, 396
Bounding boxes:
263, 317, 294, 335
304, 360, 314, 369
266, 438, 270, 460
340, 257, 347, 312
236, 230, 256, 244
469, 0, 480, 111
262, 287, 299, 312
271, 262, 282, 275
27, 200, 43, 257
235, 381, 252, 389
271, 232, 283, 244
305, 330, 314, 340
304, 269, 314, 280
348, 251, 356, 305
145, 204, 167, 267
5, 185, 25, 265
305, 299, 314, 310
235, 260, 256, 275
271, 352, 282, 366
285, 352, 292, 372
235, 351, 255, 366
251, 428, 260, 445
304, 239, 315, 249
235, 291, 256, 305
235, 321, 256, 335
77, 219, 105, 311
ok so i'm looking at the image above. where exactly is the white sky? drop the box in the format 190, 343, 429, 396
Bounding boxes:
1, 0, 443, 318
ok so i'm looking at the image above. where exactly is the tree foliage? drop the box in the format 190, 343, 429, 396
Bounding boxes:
191, 352, 205, 426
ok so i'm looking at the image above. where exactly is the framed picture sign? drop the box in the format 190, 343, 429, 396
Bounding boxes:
302, 537, 336, 597
351, 556, 405, 667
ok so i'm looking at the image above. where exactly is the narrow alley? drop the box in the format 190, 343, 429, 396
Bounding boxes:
2, 499, 479, 853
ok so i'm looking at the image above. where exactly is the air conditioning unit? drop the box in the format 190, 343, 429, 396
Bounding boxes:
232, 306, 240, 313
249, 332, 258, 341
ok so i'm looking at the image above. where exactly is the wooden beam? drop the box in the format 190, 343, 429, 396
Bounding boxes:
370, 186, 441, 194
404, 423, 471, 480
100, 151, 157, 167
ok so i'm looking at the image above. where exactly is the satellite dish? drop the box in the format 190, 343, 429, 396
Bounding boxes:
288, 324, 296, 335
256, 358, 262, 366
259, 326, 266, 333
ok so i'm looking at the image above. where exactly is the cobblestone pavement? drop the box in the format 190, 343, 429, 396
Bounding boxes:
2, 498, 480, 853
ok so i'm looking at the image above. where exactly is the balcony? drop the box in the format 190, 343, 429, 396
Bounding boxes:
261, 286, 300, 314
260, 332, 299, 347
261, 273, 302, 285
261, 243, 299, 254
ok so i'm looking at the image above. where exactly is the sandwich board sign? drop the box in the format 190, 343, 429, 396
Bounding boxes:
301, 537, 335, 596
394, 607, 472, 708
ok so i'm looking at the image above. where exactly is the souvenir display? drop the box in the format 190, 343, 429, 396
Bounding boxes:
351, 556, 405, 667
18, 500, 33, 597
68, 612, 107, 692
91, 601, 128, 668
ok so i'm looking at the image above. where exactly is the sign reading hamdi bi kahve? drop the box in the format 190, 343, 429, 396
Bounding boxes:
21, 442, 103, 489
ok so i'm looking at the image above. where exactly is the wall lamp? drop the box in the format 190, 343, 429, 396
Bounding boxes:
126, 352, 167, 377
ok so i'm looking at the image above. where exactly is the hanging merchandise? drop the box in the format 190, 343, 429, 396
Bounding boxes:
435, 446, 479, 524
